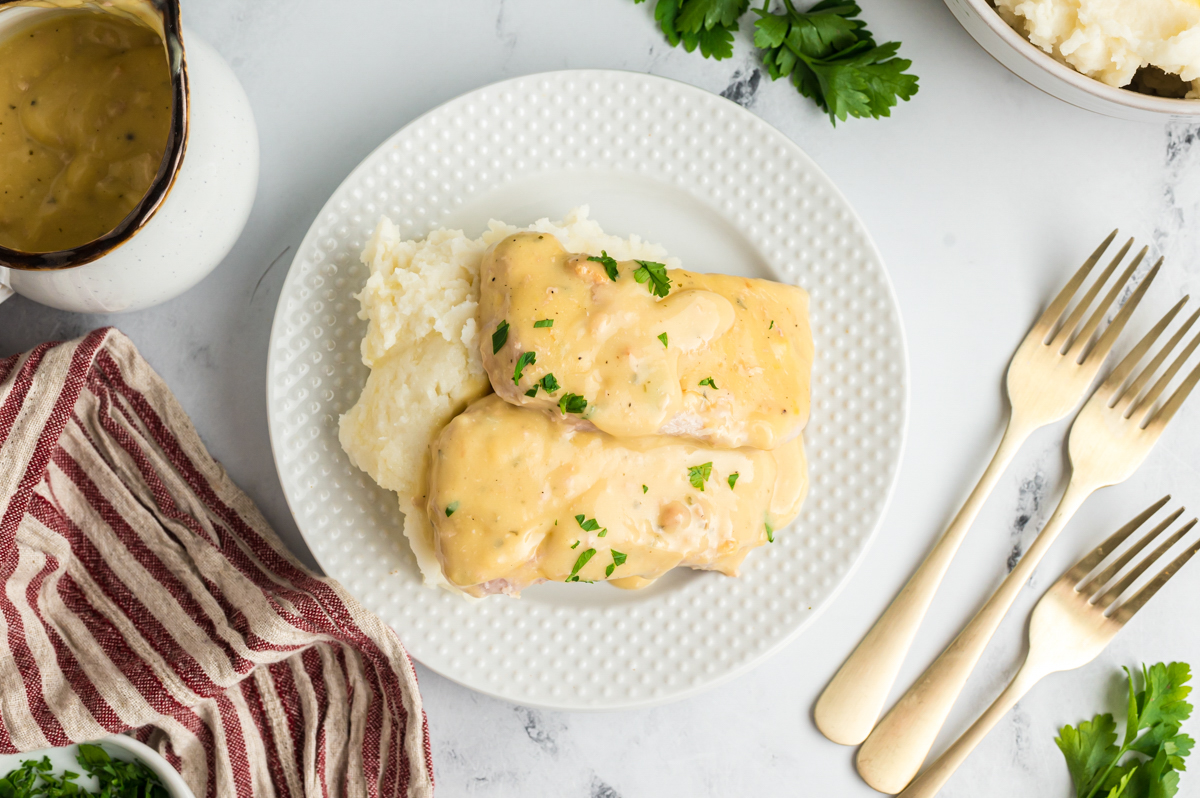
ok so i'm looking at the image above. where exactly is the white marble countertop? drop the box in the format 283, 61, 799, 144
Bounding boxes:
3, 0, 1200, 795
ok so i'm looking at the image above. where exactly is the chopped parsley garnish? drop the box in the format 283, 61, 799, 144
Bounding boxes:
605, 550, 628, 578
633, 260, 671, 297
728, 472, 739, 489
688, 462, 713, 490
699, 377, 718, 390
559, 393, 587, 415
642, 484, 649, 493
513, 350, 536, 384
1, 743, 169, 798
539, 373, 561, 393
567, 547, 597, 581
534, 318, 554, 328
445, 501, 459, 517
588, 251, 621, 281
576, 514, 601, 532
769, 320, 775, 330
658, 332, 668, 347
525, 387, 538, 397
571, 540, 580, 549
766, 521, 775, 543
492, 320, 509, 354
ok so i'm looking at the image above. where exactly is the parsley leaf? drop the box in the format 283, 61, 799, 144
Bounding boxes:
513, 351, 536, 385
765, 521, 774, 542
445, 501, 459, 517
534, 318, 554, 328
643, 484, 649, 493
605, 549, 629, 579
699, 377, 718, 389
636, 0, 749, 60
633, 260, 671, 297
525, 387, 538, 397
571, 540, 580, 549
588, 251, 621, 281
728, 472, 739, 489
539, 373, 561, 394
658, 332, 669, 347
567, 548, 597, 582
769, 320, 775, 329
559, 393, 587, 415
576, 514, 601, 532
688, 462, 713, 490
754, 1, 918, 125
492, 320, 509, 354
1056, 662, 1193, 798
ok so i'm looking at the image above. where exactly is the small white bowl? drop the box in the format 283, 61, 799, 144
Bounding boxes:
0, 736, 194, 798
944, 0, 1200, 121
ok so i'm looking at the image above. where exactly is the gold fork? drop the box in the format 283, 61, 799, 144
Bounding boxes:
815, 232, 1157, 746
899, 498, 1200, 798
858, 297, 1200, 793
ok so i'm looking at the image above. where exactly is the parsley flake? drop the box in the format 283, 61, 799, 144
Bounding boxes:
492, 320, 509, 354
728, 472, 739, 489
576, 514, 601, 532
633, 260, 671, 297
606, 548, 628, 578
766, 521, 775, 543
658, 332, 669, 347
567, 547, 597, 581
699, 377, 718, 390
588, 250, 621, 281
606, 564, 615, 578
445, 501, 459, 517
643, 484, 649, 494
525, 387, 538, 397
688, 462, 713, 490
534, 318, 554, 328
559, 393, 587, 415
539, 373, 561, 394
513, 351, 536, 384
769, 320, 775, 330
571, 540, 580, 549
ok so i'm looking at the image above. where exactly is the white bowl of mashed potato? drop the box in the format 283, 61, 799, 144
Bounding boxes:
944, 0, 1200, 120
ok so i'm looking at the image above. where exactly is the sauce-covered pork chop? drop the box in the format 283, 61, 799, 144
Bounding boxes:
478, 232, 813, 450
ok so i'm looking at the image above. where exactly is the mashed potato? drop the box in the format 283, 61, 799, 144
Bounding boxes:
996, 0, 1200, 98
339, 207, 680, 593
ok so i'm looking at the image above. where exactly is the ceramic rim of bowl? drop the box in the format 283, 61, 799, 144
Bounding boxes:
966, 0, 1200, 116
0, 0, 190, 272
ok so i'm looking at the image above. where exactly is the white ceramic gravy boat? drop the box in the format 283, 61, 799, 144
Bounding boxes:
0, 0, 258, 313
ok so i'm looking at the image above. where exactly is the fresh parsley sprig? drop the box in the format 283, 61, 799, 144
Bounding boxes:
1056, 662, 1194, 798
633, 260, 671, 298
633, 0, 918, 124
754, 0, 918, 125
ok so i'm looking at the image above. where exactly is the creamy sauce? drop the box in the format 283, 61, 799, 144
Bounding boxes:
479, 233, 813, 449
0, 10, 172, 253
428, 394, 808, 597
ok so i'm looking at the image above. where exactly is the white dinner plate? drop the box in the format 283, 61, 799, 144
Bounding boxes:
266, 69, 908, 710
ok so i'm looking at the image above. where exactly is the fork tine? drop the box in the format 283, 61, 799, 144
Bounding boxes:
1073, 252, 1154, 363
1099, 295, 1187, 406
1052, 238, 1133, 350
1112, 532, 1200, 623
1096, 519, 1197, 608
1078, 507, 1184, 595
1115, 305, 1200, 414
1034, 230, 1118, 338
1146, 357, 1200, 430
1064, 496, 1172, 587
1133, 322, 1200, 420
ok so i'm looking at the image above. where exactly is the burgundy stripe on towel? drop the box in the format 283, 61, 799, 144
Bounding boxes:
0, 328, 434, 798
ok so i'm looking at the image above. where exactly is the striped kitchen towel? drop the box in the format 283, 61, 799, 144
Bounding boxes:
0, 328, 434, 798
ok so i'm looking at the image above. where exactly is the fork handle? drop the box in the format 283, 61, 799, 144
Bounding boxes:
898, 660, 1051, 798
855, 476, 1094, 794
814, 414, 1037, 746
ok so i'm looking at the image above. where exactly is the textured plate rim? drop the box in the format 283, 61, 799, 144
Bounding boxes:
266, 68, 910, 711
